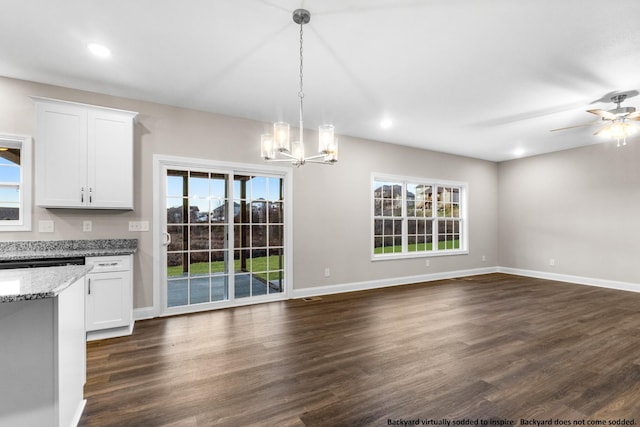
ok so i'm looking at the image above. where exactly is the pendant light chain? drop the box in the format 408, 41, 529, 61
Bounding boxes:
298, 19, 304, 146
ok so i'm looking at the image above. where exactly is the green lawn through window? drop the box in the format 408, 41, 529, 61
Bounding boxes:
374, 240, 460, 254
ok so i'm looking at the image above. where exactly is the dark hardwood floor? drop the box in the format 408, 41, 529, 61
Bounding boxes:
79, 273, 640, 426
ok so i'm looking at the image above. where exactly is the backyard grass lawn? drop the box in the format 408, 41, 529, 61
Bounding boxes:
374, 240, 460, 254
167, 255, 283, 281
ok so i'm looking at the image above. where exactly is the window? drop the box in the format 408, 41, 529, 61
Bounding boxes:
0, 134, 32, 231
372, 175, 467, 259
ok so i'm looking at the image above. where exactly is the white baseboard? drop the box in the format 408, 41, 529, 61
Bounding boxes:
291, 267, 498, 299
133, 267, 638, 321
134, 306, 157, 321
86, 323, 134, 342
497, 266, 640, 293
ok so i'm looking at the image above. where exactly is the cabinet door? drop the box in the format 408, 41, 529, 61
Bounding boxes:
86, 271, 132, 331
35, 102, 88, 207
87, 109, 134, 209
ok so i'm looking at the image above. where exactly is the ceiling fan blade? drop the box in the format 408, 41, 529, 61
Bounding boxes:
549, 121, 600, 132
626, 111, 640, 120
586, 109, 617, 120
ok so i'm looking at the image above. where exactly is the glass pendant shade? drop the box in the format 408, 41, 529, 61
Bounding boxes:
291, 140, 305, 163
324, 138, 338, 163
274, 122, 290, 152
261, 134, 275, 160
318, 124, 334, 153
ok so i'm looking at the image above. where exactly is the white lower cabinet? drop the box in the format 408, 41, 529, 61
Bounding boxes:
0, 277, 86, 427
85, 255, 133, 340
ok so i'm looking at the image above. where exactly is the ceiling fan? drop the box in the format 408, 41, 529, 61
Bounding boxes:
551, 94, 640, 146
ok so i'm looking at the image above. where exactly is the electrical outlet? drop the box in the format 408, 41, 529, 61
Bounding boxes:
83, 220, 92, 232
482, 255, 486, 262
324, 268, 331, 277
38, 220, 54, 233
425, 259, 430, 267
128, 221, 150, 232
549, 258, 555, 266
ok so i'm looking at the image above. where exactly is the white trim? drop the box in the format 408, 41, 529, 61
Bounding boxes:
133, 306, 156, 321
371, 172, 468, 260
86, 323, 134, 341
292, 267, 498, 299
152, 154, 293, 317
136, 265, 639, 321
0, 134, 32, 231
497, 266, 640, 293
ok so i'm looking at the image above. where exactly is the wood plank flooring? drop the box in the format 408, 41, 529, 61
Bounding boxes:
79, 273, 640, 426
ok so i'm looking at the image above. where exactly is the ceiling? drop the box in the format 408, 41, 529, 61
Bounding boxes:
2, 0, 640, 161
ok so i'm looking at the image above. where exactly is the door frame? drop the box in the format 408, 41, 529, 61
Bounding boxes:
152, 154, 293, 317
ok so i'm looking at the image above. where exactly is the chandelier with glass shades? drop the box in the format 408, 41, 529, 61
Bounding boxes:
260, 9, 338, 167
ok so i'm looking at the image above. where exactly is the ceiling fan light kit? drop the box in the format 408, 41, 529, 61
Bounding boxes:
260, 9, 338, 167
551, 93, 640, 146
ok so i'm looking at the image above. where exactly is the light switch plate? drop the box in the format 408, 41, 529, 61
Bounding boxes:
128, 221, 150, 232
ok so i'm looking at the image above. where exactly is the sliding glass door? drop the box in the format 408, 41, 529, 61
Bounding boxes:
159, 161, 289, 314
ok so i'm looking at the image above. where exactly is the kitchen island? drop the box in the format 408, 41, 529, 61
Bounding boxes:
0, 264, 93, 427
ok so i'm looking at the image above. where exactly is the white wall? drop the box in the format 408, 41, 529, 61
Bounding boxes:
0, 76, 498, 310
498, 140, 640, 284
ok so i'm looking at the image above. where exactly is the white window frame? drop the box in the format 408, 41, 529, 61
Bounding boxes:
0, 134, 32, 232
371, 173, 468, 261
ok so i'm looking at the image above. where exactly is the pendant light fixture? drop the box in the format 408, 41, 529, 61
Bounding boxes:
261, 9, 338, 167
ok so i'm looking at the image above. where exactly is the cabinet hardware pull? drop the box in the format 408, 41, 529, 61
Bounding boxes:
97, 262, 119, 267
81, 187, 84, 203
89, 187, 93, 204
88, 278, 91, 295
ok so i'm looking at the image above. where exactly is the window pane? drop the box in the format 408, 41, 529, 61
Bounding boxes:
437, 186, 459, 218
269, 224, 283, 247
0, 203, 19, 220
167, 253, 186, 278
166, 172, 187, 197
210, 225, 227, 250
374, 219, 383, 235
251, 200, 267, 223
0, 187, 19, 203
250, 176, 267, 200
167, 225, 184, 251
269, 201, 283, 224
267, 177, 283, 201
374, 181, 402, 217
166, 198, 185, 224
0, 165, 19, 183
190, 226, 209, 250
251, 225, 267, 247
189, 252, 210, 276
210, 174, 227, 199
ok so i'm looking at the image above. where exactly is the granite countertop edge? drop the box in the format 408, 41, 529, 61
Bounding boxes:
0, 238, 138, 261
0, 264, 94, 303
0, 247, 137, 261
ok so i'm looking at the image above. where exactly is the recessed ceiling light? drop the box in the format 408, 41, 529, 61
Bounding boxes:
88, 43, 111, 58
380, 118, 393, 129
513, 148, 525, 157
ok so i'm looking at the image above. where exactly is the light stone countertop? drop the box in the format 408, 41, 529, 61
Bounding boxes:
0, 265, 93, 303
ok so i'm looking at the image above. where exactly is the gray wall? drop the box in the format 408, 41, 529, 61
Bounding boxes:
498, 140, 640, 283
0, 76, 498, 310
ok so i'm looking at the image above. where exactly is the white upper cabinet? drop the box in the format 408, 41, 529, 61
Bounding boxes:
32, 97, 138, 209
